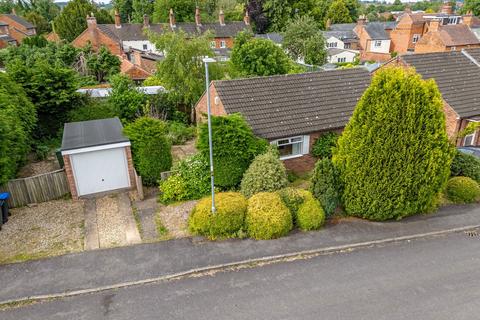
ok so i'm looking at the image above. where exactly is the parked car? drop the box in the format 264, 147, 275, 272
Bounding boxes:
457, 147, 480, 158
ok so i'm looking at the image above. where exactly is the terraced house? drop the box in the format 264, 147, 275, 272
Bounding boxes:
0, 13, 36, 48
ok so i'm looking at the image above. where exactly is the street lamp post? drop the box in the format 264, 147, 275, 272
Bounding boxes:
203, 57, 216, 213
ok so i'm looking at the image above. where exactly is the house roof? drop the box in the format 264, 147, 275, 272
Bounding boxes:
61, 118, 129, 151
401, 49, 480, 118
98, 21, 249, 42
436, 24, 480, 46
329, 23, 356, 32
323, 30, 357, 40
327, 48, 357, 56
0, 14, 34, 29
0, 34, 15, 42
255, 33, 283, 44
365, 22, 392, 40
212, 68, 371, 139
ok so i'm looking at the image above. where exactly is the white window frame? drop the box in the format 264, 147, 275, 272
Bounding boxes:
220, 40, 226, 48
337, 57, 346, 63
463, 120, 479, 146
412, 34, 420, 43
374, 40, 382, 48
271, 135, 310, 160
142, 44, 148, 50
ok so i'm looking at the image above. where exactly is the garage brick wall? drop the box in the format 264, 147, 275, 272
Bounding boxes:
63, 155, 79, 200
125, 146, 136, 191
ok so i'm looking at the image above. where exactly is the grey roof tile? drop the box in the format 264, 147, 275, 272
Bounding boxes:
0, 14, 34, 29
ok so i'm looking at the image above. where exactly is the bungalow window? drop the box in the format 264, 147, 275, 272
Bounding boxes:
374, 40, 382, 48
272, 136, 310, 159
412, 34, 420, 43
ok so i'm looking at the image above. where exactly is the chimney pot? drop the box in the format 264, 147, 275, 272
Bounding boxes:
114, 9, 121, 28
143, 14, 149, 28
219, 9, 225, 26
357, 15, 366, 26
244, 10, 250, 25
169, 8, 176, 28
195, 6, 201, 26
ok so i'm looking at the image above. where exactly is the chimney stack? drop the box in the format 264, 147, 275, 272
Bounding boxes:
86, 14, 98, 49
244, 10, 250, 25
463, 11, 473, 27
195, 6, 201, 26
441, 2, 453, 15
143, 14, 149, 28
219, 9, 225, 26
357, 15, 366, 26
429, 19, 440, 32
114, 9, 121, 28
169, 8, 176, 28
87, 13, 98, 31
11, 8, 16, 15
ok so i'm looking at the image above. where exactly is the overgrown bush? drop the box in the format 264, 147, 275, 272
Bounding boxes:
167, 122, 196, 145
297, 191, 325, 231
159, 154, 210, 203
189, 192, 247, 239
246, 192, 292, 240
197, 113, 268, 189
311, 132, 339, 158
68, 99, 117, 122
310, 158, 342, 217
451, 150, 480, 183
241, 148, 288, 198
277, 187, 305, 223
124, 117, 172, 185
445, 177, 480, 203
333, 67, 454, 221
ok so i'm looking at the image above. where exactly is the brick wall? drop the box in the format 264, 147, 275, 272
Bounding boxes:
125, 146, 136, 191
63, 155, 78, 200
390, 15, 425, 53
195, 83, 227, 122
211, 37, 234, 49
72, 28, 123, 55
0, 15, 36, 44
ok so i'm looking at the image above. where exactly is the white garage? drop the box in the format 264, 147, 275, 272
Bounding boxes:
61, 118, 135, 199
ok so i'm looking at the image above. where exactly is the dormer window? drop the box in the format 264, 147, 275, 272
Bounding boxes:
374, 40, 382, 47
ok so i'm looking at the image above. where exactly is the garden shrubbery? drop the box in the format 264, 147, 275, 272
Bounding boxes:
277, 187, 305, 224
310, 158, 342, 217
159, 154, 210, 204
241, 148, 288, 197
167, 122, 196, 145
197, 113, 267, 189
124, 117, 172, 185
246, 192, 293, 240
296, 191, 325, 231
311, 132, 339, 159
450, 151, 480, 183
445, 177, 480, 203
189, 192, 247, 239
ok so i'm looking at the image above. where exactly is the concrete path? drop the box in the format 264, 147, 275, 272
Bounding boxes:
133, 197, 158, 241
3, 231, 479, 319
0, 204, 479, 304
84, 199, 99, 250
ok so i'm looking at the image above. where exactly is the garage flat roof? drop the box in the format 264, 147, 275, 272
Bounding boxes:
61, 118, 130, 151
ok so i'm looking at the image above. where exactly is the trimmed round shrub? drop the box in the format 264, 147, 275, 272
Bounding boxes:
246, 192, 292, 240
277, 187, 305, 223
334, 67, 454, 221
451, 150, 480, 183
445, 177, 480, 204
189, 192, 248, 239
311, 132, 339, 159
241, 148, 288, 198
310, 158, 342, 217
296, 191, 325, 231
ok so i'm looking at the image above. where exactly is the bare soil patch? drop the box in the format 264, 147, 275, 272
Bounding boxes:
17, 154, 61, 178
156, 200, 197, 239
0, 199, 84, 264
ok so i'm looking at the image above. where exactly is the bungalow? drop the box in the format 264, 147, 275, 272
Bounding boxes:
384, 48, 480, 146
195, 68, 371, 173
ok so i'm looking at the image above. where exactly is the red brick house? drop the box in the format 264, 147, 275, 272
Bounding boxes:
195, 69, 371, 173
383, 49, 480, 146
0, 13, 36, 48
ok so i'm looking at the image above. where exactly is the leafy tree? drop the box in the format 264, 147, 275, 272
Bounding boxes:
153, 0, 196, 22
25, 11, 50, 34
310, 158, 341, 217
85, 46, 121, 83
197, 113, 268, 188
344, 0, 360, 21
282, 15, 327, 66
333, 67, 454, 221
132, 0, 153, 22
151, 29, 223, 111
123, 117, 172, 185
246, 0, 269, 33
461, 0, 480, 15
113, 0, 133, 22
390, 0, 405, 11
263, 0, 294, 32
108, 74, 147, 122
230, 31, 293, 76
21, 34, 49, 47
0, 0, 15, 14
31, 0, 60, 22
310, 0, 331, 29
311, 132, 339, 158
54, 0, 113, 42
325, 0, 352, 24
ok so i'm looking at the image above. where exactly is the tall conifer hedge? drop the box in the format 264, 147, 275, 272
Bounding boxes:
333, 67, 454, 220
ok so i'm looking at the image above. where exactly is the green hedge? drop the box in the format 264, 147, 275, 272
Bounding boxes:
445, 177, 480, 203
311, 132, 339, 159
241, 148, 288, 198
246, 192, 292, 240
189, 192, 247, 239
296, 191, 325, 231
450, 150, 480, 183
277, 187, 305, 224
310, 158, 342, 217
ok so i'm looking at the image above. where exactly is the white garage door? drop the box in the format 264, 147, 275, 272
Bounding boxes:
71, 147, 130, 196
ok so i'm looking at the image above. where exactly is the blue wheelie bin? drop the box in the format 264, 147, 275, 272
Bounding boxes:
0, 192, 10, 226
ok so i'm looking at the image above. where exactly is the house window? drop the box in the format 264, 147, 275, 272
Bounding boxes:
451, 46, 456, 51
412, 34, 420, 43
464, 131, 476, 146
337, 57, 346, 63
210, 41, 216, 48
143, 44, 148, 50
220, 40, 226, 48
344, 43, 351, 49
327, 42, 337, 48
272, 136, 309, 159
374, 40, 382, 48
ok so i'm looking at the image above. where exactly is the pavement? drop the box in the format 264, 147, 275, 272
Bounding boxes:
2, 230, 480, 319
0, 204, 479, 304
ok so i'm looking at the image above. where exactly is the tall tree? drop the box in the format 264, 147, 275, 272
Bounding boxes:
152, 0, 196, 22
85, 46, 121, 83
325, 0, 352, 24
25, 11, 50, 33
0, 0, 15, 14
54, 0, 113, 42
246, 0, 269, 33
113, 0, 133, 22
282, 15, 327, 66
344, 0, 360, 21
132, 0, 153, 22
263, 0, 294, 32
230, 31, 293, 76
333, 67, 454, 221
461, 0, 480, 16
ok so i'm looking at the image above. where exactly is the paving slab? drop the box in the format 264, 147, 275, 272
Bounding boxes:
133, 197, 158, 241
83, 199, 99, 250
0, 204, 479, 303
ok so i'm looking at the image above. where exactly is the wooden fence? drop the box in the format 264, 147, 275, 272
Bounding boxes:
0, 169, 70, 208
